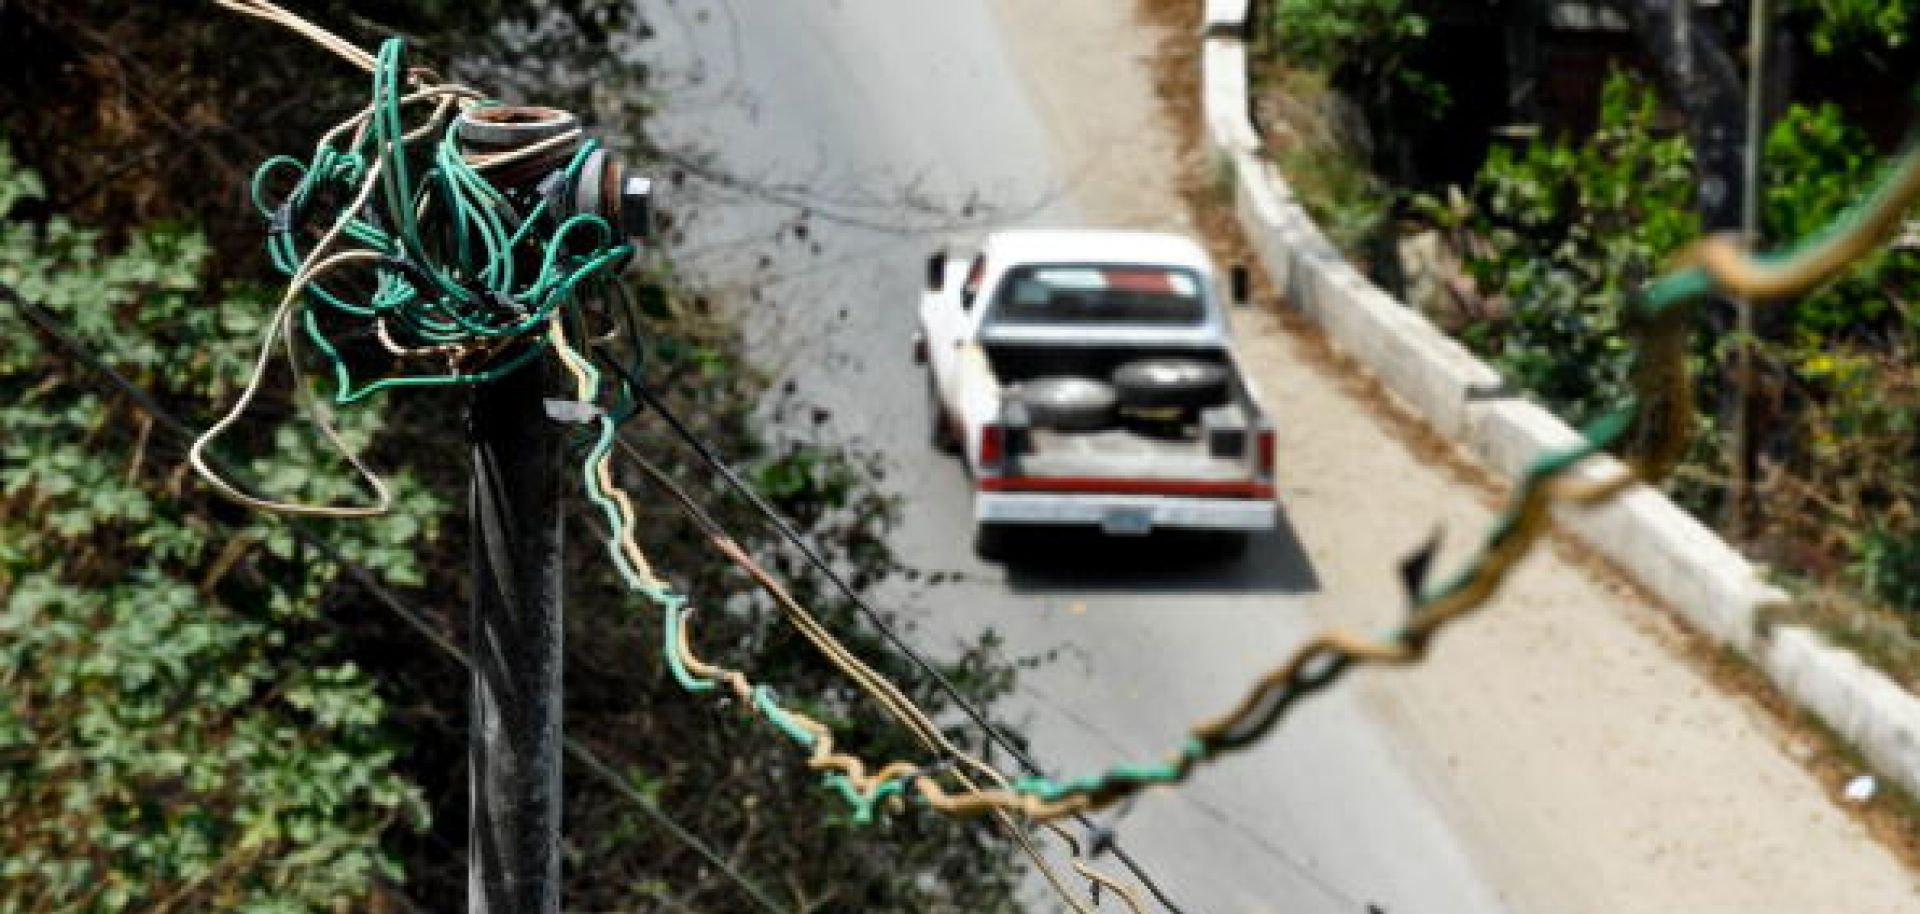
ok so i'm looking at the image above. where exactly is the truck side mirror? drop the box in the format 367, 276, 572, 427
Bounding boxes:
926, 252, 946, 293
959, 254, 986, 310
1229, 264, 1251, 307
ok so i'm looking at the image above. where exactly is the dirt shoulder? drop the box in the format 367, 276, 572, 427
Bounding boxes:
991, 0, 1920, 910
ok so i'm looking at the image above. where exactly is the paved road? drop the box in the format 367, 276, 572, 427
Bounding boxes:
637, 3, 1503, 912
634, 3, 1918, 914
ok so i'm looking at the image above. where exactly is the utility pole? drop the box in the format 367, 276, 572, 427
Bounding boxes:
1502, 0, 1542, 127
457, 101, 652, 914
469, 355, 567, 914
460, 107, 580, 914
1730, 0, 1769, 539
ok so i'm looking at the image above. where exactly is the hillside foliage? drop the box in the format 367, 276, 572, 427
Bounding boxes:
1258, 3, 1920, 650
1, 2, 1031, 910
0, 143, 435, 912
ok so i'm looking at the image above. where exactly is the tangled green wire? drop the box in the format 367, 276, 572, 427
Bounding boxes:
250, 38, 633, 404
234, 28, 1920, 831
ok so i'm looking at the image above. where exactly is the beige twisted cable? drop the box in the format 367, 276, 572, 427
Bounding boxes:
188, 154, 396, 518
212, 3, 1151, 905
549, 329, 1143, 914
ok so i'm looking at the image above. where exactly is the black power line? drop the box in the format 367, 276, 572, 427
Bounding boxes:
622, 378, 1193, 914
9, 275, 1189, 913
2, 283, 796, 914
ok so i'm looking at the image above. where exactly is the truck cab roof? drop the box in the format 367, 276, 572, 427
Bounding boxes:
968, 229, 1228, 349
982, 229, 1215, 275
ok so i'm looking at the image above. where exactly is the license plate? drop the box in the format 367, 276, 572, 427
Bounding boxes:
1101, 508, 1153, 536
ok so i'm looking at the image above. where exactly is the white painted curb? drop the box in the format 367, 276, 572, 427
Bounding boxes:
1199, 26, 1920, 798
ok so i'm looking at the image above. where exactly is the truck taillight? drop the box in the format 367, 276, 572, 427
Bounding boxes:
979, 422, 1005, 469
1256, 428, 1275, 478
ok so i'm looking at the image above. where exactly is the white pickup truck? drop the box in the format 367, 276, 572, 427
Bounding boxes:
915, 229, 1276, 557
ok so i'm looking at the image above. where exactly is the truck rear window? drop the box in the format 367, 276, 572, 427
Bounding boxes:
990, 265, 1206, 325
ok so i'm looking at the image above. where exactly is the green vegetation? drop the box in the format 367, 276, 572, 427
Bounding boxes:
1794, 0, 1917, 54
1255, 3, 1920, 665
1, 2, 1031, 910
1268, 0, 1446, 114
1452, 75, 1920, 636
1447, 73, 1700, 425
1759, 107, 1920, 631
1763, 102, 1920, 343
0, 144, 433, 912
1257, 67, 1397, 260
1278, 142, 1395, 257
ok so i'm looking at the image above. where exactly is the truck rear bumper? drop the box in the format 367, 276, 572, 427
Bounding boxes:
975, 491, 1276, 533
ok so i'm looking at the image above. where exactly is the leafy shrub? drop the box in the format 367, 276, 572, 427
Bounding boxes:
1269, 0, 1446, 112
1278, 142, 1395, 257
0, 144, 434, 912
1450, 71, 1700, 424
1854, 526, 1920, 620
1793, 0, 1916, 54
1450, 70, 1920, 640
1756, 105, 1920, 629
1764, 102, 1920, 343
1776, 348, 1920, 623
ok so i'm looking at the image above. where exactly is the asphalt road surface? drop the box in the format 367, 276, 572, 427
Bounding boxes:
634, 2, 1918, 913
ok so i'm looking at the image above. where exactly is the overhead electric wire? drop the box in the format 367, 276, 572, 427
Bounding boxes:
188, 163, 397, 517
1644, 116, 1920, 309
214, 0, 377, 73
0, 282, 797, 914
190, 1, 1920, 909
189, 8, 1152, 911
555, 324, 1145, 914
197, 12, 1174, 908
620, 378, 1192, 914
569, 504, 1148, 914
190, 33, 630, 516
609, 129, 1920, 818
599, 438, 1154, 914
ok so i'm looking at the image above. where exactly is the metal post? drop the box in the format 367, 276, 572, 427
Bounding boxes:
1502, 0, 1542, 126
1730, 0, 1769, 537
469, 355, 566, 914
1742, 0, 1767, 242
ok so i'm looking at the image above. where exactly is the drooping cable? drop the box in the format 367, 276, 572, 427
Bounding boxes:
196, 0, 1920, 902
1, 282, 797, 914
191, 9, 1139, 911
551, 321, 1140, 914
192, 36, 631, 516
622, 374, 1191, 911
599, 441, 1152, 914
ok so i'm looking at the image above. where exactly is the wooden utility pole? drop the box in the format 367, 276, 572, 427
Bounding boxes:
458, 107, 581, 914
1609, 0, 1750, 522
469, 354, 567, 914
452, 96, 650, 914
1730, 0, 1771, 539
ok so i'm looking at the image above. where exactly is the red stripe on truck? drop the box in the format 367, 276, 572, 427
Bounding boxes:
976, 476, 1275, 499
1100, 269, 1175, 294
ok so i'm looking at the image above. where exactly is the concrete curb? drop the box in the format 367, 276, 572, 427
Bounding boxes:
1199, 25, 1920, 797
